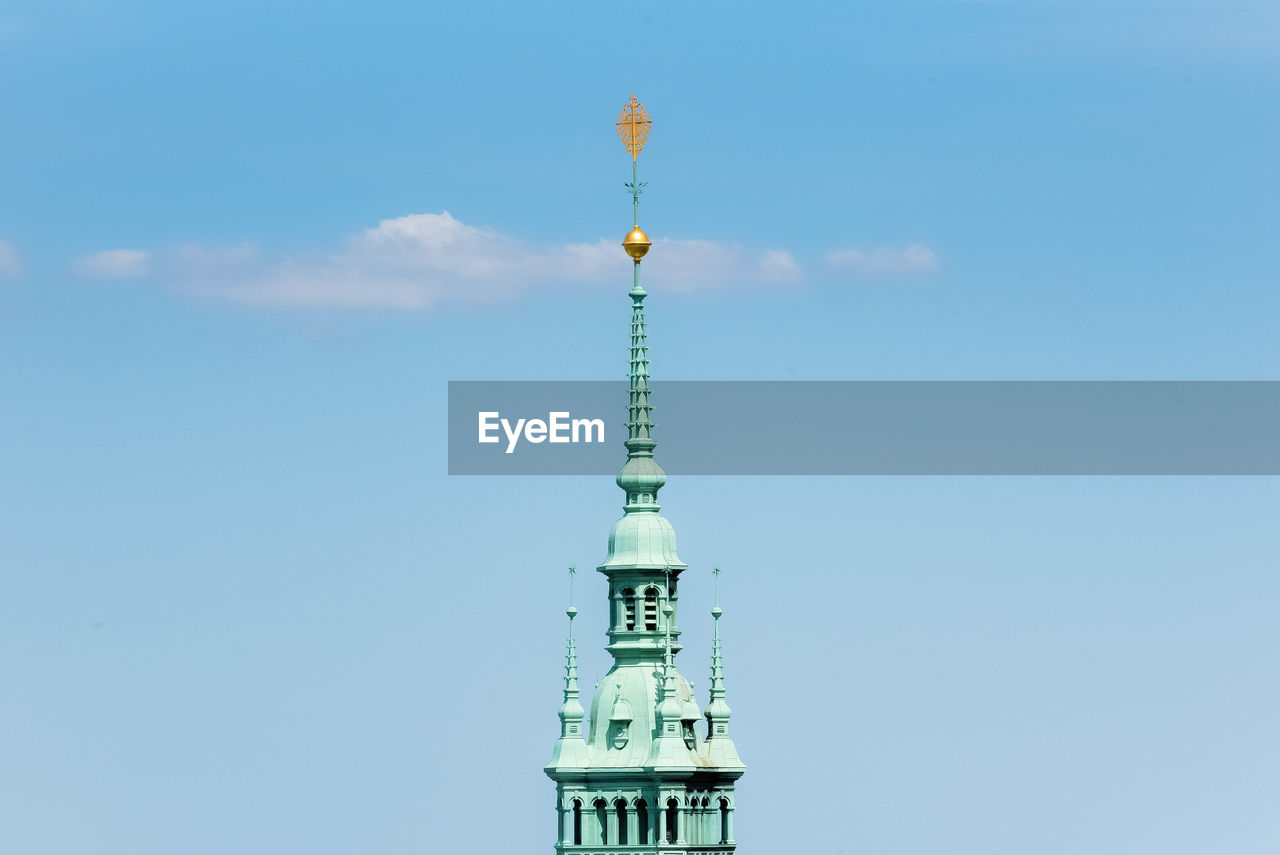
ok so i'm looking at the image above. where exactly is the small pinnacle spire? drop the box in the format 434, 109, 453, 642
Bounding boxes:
647, 563, 694, 768
708, 569, 725, 702
547, 567, 590, 769
704, 567, 744, 769
563, 567, 580, 702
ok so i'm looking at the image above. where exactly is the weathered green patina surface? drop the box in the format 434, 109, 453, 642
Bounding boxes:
545, 125, 745, 852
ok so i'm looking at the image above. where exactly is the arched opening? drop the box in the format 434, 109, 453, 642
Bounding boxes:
719, 797, 730, 844
594, 798, 608, 845
621, 588, 636, 631
614, 799, 628, 845
571, 799, 582, 846
644, 587, 659, 631
666, 797, 679, 844
636, 799, 649, 845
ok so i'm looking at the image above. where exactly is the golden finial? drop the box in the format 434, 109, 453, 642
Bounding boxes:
619, 93, 652, 260
623, 225, 651, 260
616, 93, 652, 162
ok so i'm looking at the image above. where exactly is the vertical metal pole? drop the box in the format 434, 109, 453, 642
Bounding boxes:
632, 159, 639, 225
632, 159, 642, 293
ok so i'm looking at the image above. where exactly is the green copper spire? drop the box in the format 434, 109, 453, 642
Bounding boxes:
618, 281, 663, 512
617, 167, 663, 516
602, 97, 683, 573
704, 568, 744, 770
547, 98, 742, 853
646, 587, 695, 770
708, 569, 724, 698
546, 568, 590, 770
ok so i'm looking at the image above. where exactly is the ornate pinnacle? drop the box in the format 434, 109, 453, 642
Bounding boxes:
618, 94, 652, 236
614, 94, 666, 515
559, 568, 584, 729
708, 569, 726, 702
655, 567, 682, 723
547, 566, 589, 770
704, 568, 743, 767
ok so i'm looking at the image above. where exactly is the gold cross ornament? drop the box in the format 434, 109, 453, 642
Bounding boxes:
616, 93, 652, 161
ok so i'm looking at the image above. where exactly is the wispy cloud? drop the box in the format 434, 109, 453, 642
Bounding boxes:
825, 244, 939, 276
81, 212, 802, 310
74, 212, 930, 310
76, 248, 152, 278
0, 240, 19, 277
641, 239, 800, 292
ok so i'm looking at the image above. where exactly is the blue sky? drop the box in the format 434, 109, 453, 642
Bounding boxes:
1, 1, 1278, 853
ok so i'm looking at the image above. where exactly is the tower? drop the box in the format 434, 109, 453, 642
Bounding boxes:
545, 95, 746, 853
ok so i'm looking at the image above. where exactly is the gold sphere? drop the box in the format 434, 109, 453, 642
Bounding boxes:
622, 226, 651, 260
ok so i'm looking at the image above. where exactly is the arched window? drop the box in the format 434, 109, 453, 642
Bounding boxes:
615, 799, 628, 845
621, 588, 636, 631
666, 797, 679, 844
719, 797, 730, 844
594, 798, 608, 845
636, 800, 649, 845
644, 588, 659, 631
571, 799, 582, 846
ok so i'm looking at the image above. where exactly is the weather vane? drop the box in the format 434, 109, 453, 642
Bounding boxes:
618, 93, 652, 268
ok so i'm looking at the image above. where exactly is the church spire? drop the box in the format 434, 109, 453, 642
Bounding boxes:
615, 93, 665, 517
547, 96, 744, 855
600, 94, 683, 575
545, 568, 590, 770
705, 568, 744, 769
709, 569, 725, 697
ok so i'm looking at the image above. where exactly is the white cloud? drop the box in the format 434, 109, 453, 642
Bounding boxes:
825, 244, 940, 276
76, 248, 152, 278
125, 212, 802, 310
76, 213, 933, 310
642, 239, 800, 292
0, 240, 19, 277
760, 249, 802, 282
